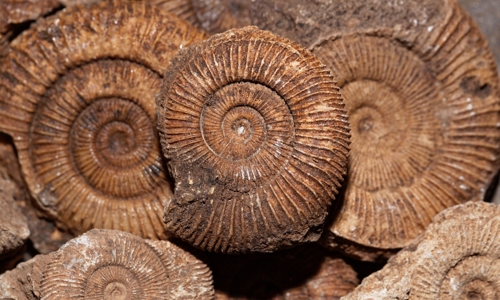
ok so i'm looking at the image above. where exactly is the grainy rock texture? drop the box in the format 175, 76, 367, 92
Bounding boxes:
209, 244, 358, 299
0, 0, 205, 239
157, 26, 350, 253
0, 185, 29, 259
244, 0, 500, 260
0, 0, 60, 57
342, 201, 500, 299
193, 0, 252, 34
0, 229, 215, 299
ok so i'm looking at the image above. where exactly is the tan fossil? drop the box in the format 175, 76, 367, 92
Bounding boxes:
0, 0, 205, 239
0, 229, 215, 299
243, 0, 500, 260
342, 201, 500, 299
157, 26, 350, 253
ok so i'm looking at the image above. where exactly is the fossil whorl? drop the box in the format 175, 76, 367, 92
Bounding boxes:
0, 1, 205, 239
35, 229, 214, 299
192, 0, 252, 34
304, 0, 500, 260
342, 201, 500, 299
157, 26, 350, 253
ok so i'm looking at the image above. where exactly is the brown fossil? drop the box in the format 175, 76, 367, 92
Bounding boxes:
150, 0, 201, 28
210, 244, 358, 299
247, 0, 500, 260
157, 26, 350, 253
343, 201, 500, 299
0, 229, 215, 299
0, 0, 61, 57
192, 0, 252, 34
0, 1, 205, 239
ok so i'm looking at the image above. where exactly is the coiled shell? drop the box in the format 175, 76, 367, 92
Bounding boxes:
0, 0, 205, 239
343, 201, 500, 299
157, 26, 350, 253
247, 0, 500, 259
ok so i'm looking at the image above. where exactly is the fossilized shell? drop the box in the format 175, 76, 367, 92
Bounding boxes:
157, 26, 350, 253
210, 244, 358, 299
40, 229, 214, 299
0, 229, 214, 299
193, 0, 252, 34
0, 0, 61, 57
247, 0, 500, 260
0, 1, 205, 239
343, 201, 500, 299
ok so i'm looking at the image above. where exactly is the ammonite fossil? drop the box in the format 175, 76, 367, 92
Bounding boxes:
157, 26, 350, 253
0, 0, 205, 239
343, 201, 500, 299
0, 229, 214, 299
247, 0, 500, 260
209, 244, 358, 299
192, 0, 252, 34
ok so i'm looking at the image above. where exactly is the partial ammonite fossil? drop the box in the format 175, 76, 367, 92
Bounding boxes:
0, 229, 214, 299
0, 0, 60, 57
0, 1, 205, 239
210, 244, 358, 299
157, 26, 350, 253
248, 0, 500, 260
343, 201, 500, 299
192, 0, 252, 34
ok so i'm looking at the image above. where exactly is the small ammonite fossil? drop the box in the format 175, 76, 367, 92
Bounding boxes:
342, 201, 500, 299
192, 0, 252, 34
210, 244, 359, 299
157, 26, 350, 253
0, 0, 205, 239
246, 0, 500, 260
0, 229, 215, 299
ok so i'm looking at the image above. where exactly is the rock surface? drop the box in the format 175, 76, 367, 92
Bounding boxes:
342, 201, 500, 299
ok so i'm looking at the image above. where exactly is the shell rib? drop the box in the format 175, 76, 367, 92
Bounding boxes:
0, 0, 205, 239
157, 26, 350, 253
246, 0, 500, 259
342, 201, 500, 299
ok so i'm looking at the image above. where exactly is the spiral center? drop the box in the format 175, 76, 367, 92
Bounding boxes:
104, 282, 127, 300
96, 121, 136, 156
199, 82, 294, 187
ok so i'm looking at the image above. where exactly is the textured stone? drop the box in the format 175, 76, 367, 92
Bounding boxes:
342, 201, 500, 299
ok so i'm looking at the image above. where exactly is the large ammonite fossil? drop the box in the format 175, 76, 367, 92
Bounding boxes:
248, 0, 500, 260
0, 229, 214, 299
314, 0, 500, 261
157, 26, 350, 253
343, 201, 500, 299
0, 0, 205, 239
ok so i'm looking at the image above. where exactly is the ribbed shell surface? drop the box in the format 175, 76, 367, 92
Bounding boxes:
157, 26, 350, 253
0, 0, 205, 239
